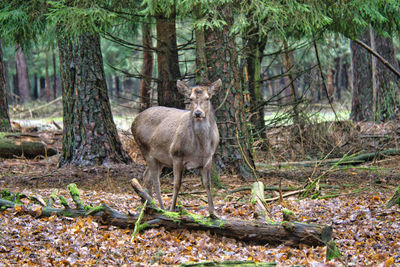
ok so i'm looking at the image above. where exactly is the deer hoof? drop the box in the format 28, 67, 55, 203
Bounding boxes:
209, 213, 218, 220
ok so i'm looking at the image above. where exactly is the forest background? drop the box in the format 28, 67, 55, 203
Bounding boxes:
0, 0, 400, 265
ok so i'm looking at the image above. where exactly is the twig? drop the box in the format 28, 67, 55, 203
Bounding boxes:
265, 189, 306, 202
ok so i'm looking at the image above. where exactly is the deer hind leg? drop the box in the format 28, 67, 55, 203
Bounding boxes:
170, 160, 183, 212
145, 157, 164, 209
201, 167, 216, 218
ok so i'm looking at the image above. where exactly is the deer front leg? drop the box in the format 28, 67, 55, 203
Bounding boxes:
170, 160, 183, 212
201, 166, 216, 218
146, 157, 164, 209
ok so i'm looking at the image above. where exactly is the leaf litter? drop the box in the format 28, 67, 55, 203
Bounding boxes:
1, 154, 400, 266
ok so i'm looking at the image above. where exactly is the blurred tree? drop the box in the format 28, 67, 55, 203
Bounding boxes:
15, 45, 30, 103
350, 31, 374, 121
139, 20, 153, 111
0, 40, 11, 131
374, 33, 399, 122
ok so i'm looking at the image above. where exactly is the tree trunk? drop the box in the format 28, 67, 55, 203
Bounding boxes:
52, 51, 57, 99
45, 52, 51, 102
199, 4, 255, 179
244, 29, 267, 142
33, 74, 39, 100
139, 21, 153, 112
57, 32, 132, 166
114, 75, 120, 99
350, 31, 374, 121
374, 34, 400, 122
155, 11, 184, 109
0, 41, 11, 132
282, 40, 300, 124
15, 45, 31, 103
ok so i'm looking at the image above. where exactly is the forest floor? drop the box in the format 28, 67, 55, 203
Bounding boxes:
1, 103, 400, 266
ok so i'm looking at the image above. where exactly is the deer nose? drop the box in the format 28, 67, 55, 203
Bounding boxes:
194, 111, 202, 118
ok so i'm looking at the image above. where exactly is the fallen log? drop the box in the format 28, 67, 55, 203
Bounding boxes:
130, 179, 332, 246
0, 132, 57, 159
0, 180, 332, 247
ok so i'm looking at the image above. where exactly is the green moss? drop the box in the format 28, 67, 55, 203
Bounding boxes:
67, 183, 80, 197
85, 205, 105, 215
50, 189, 58, 200
281, 221, 295, 231
137, 222, 151, 232
326, 240, 342, 260
1, 189, 12, 201
281, 208, 294, 217
59, 195, 69, 208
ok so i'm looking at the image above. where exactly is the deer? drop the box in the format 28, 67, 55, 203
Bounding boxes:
131, 79, 222, 218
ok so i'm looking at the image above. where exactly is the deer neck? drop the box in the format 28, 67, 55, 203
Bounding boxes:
189, 113, 213, 147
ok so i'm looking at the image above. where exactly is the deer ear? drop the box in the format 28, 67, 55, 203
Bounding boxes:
209, 79, 222, 97
177, 80, 191, 97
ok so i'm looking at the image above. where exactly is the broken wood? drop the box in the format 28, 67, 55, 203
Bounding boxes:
0, 132, 57, 159
250, 182, 270, 220
0, 180, 333, 247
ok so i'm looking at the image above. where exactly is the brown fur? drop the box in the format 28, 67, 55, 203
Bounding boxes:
131, 79, 222, 217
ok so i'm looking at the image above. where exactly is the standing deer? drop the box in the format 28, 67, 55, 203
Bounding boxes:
131, 79, 221, 218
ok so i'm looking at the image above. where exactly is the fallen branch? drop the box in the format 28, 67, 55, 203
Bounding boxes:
265, 189, 306, 203
256, 149, 400, 169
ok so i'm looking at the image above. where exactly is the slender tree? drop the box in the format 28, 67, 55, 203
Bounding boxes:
138, 20, 153, 112
14, 45, 30, 103
0, 40, 11, 131
45, 52, 51, 102
243, 27, 267, 142
52, 50, 57, 99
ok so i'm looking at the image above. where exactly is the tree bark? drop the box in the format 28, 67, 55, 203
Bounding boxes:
244, 28, 267, 142
53, 51, 57, 99
351, 31, 400, 122
198, 4, 256, 179
45, 52, 51, 102
139, 21, 153, 112
15, 45, 31, 103
350, 31, 374, 121
57, 32, 132, 166
0, 41, 11, 132
374, 34, 400, 122
155, 10, 184, 109
114, 75, 120, 99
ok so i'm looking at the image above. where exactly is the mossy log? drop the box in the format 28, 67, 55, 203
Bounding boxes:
386, 185, 400, 208
0, 132, 57, 158
130, 179, 332, 247
0, 180, 332, 247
